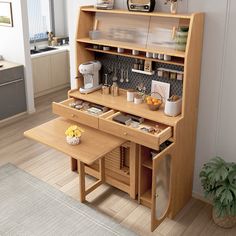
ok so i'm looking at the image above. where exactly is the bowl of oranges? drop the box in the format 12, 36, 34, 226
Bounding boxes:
146, 93, 163, 111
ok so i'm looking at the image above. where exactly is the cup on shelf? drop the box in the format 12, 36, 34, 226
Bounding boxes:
146, 52, 153, 58
157, 69, 164, 77
103, 46, 110, 51
164, 97, 182, 117
153, 53, 158, 59
89, 30, 101, 40
158, 54, 164, 60
134, 94, 143, 104
164, 55, 171, 61
117, 48, 124, 53
127, 89, 136, 102
132, 50, 139, 55
177, 73, 183, 81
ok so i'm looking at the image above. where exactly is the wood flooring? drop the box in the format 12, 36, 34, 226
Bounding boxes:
0, 88, 235, 236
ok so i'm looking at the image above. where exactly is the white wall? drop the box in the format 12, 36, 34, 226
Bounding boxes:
53, 0, 68, 37
67, 0, 236, 196
216, 0, 236, 162
0, 0, 35, 114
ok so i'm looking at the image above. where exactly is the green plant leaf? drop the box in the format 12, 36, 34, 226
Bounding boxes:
220, 189, 233, 204
216, 186, 226, 198
228, 170, 236, 188
200, 157, 236, 216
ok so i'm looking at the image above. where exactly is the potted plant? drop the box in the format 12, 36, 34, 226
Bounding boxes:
164, 0, 181, 14
65, 125, 84, 145
200, 157, 236, 228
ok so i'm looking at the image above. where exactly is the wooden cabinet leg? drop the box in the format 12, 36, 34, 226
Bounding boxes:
130, 142, 138, 199
99, 158, 105, 182
71, 157, 78, 172
78, 161, 86, 203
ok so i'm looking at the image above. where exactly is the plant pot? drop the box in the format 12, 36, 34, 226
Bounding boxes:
170, 2, 178, 14
66, 136, 80, 145
212, 208, 236, 228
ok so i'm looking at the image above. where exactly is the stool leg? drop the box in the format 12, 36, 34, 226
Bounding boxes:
78, 161, 86, 203
71, 157, 78, 172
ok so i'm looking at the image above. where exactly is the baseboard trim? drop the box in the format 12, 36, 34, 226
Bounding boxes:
192, 191, 212, 205
34, 84, 70, 98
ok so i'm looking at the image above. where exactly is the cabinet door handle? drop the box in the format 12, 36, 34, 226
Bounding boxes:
0, 78, 23, 87
124, 132, 128, 136
71, 114, 76, 118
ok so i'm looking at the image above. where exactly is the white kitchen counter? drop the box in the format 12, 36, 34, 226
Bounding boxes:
0, 60, 22, 72
31, 45, 70, 59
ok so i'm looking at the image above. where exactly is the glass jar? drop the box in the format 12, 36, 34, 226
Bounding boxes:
96, 0, 114, 10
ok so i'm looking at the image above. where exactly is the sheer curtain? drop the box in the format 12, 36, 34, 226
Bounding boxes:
27, 0, 52, 41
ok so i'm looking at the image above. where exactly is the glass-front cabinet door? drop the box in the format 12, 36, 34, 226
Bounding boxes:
151, 143, 175, 231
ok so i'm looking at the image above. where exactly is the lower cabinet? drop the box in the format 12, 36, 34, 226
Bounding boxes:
139, 142, 175, 231
32, 55, 51, 94
32, 51, 70, 97
0, 65, 26, 120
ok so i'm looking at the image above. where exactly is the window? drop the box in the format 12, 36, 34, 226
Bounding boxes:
27, 0, 54, 41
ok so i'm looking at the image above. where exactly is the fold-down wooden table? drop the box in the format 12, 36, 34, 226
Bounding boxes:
24, 117, 126, 202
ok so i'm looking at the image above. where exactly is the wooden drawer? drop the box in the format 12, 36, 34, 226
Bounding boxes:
0, 66, 24, 85
99, 111, 172, 150
52, 98, 111, 129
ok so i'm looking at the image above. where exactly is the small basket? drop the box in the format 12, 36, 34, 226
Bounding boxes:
146, 92, 163, 111
148, 103, 162, 111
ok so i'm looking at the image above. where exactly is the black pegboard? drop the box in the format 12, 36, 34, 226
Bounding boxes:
95, 54, 184, 97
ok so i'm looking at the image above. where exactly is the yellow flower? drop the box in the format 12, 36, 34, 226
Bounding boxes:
65, 125, 84, 138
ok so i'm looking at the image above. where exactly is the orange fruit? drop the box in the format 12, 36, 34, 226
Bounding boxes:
147, 100, 153, 105
152, 98, 158, 103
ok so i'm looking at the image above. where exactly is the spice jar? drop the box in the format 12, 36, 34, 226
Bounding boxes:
111, 81, 119, 96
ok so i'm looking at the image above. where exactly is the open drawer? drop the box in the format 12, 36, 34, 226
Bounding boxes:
52, 98, 112, 129
99, 111, 172, 150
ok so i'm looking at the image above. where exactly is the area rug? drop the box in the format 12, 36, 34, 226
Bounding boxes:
0, 164, 137, 236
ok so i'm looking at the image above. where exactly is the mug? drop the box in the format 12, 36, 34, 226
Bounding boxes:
127, 89, 135, 102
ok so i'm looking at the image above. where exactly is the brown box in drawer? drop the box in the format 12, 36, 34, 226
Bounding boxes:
99, 111, 172, 150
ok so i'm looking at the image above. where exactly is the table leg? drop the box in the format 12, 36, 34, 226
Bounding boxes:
78, 161, 86, 203
71, 157, 78, 172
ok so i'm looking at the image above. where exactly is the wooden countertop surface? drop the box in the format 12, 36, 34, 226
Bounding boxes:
69, 90, 182, 127
24, 117, 125, 165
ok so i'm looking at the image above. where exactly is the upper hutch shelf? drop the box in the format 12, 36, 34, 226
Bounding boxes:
81, 6, 193, 19
77, 38, 186, 58
85, 47, 184, 66
77, 6, 193, 60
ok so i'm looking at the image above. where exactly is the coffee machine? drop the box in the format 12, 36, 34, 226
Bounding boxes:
79, 61, 102, 94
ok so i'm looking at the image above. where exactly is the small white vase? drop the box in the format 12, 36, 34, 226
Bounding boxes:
170, 2, 178, 14
66, 136, 80, 145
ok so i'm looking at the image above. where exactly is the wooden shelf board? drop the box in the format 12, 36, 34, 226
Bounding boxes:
69, 90, 182, 127
142, 159, 153, 169
81, 6, 193, 19
86, 47, 184, 66
77, 38, 186, 58
140, 189, 152, 203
